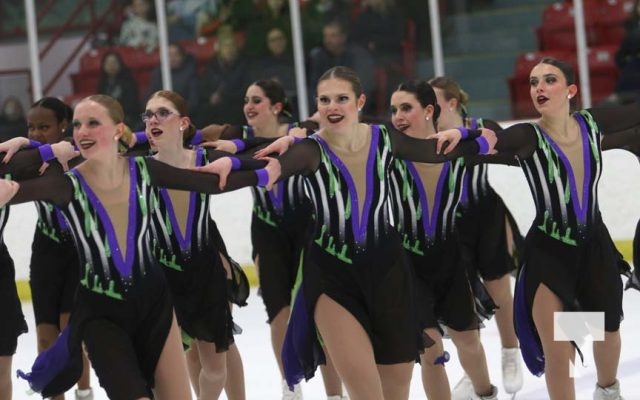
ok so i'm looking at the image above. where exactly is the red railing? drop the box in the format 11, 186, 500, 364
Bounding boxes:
0, 0, 123, 97
42, 0, 122, 95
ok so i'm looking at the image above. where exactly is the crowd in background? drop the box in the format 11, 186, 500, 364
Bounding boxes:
1, 0, 639, 135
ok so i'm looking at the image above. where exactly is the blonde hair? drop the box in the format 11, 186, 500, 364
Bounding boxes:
428, 76, 470, 118
80, 94, 134, 149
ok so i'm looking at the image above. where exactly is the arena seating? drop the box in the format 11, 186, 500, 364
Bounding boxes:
509, 0, 633, 118
535, 1, 600, 51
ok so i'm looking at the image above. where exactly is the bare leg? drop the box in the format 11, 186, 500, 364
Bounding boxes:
224, 343, 246, 400
314, 294, 384, 400
377, 362, 413, 400
420, 328, 450, 400
153, 314, 193, 400
320, 349, 344, 397
194, 340, 227, 400
0, 356, 12, 400
532, 284, 575, 400
185, 347, 201, 397
448, 328, 493, 396
593, 331, 621, 388
484, 275, 518, 348
218, 254, 246, 399
270, 306, 290, 377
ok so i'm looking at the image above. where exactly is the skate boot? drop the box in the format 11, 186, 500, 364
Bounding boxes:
593, 379, 624, 400
502, 347, 523, 394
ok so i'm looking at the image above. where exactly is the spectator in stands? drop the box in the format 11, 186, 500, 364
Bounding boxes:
145, 43, 199, 115
0, 96, 26, 141
351, 0, 405, 112
398, 1, 430, 54
299, 0, 350, 51
608, 0, 640, 105
250, 27, 298, 116
166, 0, 221, 41
196, 33, 250, 126
306, 17, 375, 115
96, 50, 141, 129
199, 0, 253, 38
351, 0, 404, 69
243, 0, 291, 59
119, 0, 158, 53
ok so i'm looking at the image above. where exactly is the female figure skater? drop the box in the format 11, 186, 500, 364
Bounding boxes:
211, 79, 344, 399
0, 227, 26, 400
142, 89, 255, 399
6, 94, 272, 399
0, 137, 79, 399
26, 97, 94, 400
387, 79, 497, 400
437, 57, 640, 400
242, 66, 496, 400
428, 77, 524, 398
0, 164, 28, 399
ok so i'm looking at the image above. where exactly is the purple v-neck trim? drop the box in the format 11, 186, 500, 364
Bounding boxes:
459, 119, 478, 205
268, 124, 298, 212
315, 125, 379, 243
539, 114, 592, 223
267, 180, 284, 213
55, 208, 68, 231
406, 161, 449, 237
159, 148, 201, 251
72, 157, 137, 277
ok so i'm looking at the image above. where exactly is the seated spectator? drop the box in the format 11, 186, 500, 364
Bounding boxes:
307, 17, 375, 115
610, 0, 640, 104
195, 33, 250, 126
299, 0, 350, 50
0, 96, 26, 141
351, 0, 404, 70
96, 50, 141, 129
166, 0, 221, 41
119, 0, 158, 53
199, 0, 253, 37
145, 42, 199, 115
243, 0, 291, 59
251, 27, 298, 117
398, 0, 430, 54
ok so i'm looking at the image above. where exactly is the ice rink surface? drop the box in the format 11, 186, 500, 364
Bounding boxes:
10, 285, 640, 400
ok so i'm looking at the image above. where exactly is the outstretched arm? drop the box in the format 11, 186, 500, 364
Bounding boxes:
489, 123, 538, 161
0, 145, 77, 181
389, 125, 495, 162
5, 169, 73, 207
593, 103, 640, 155
464, 118, 520, 166
145, 156, 267, 194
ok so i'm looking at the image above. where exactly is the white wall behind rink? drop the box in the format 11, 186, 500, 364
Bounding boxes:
5, 149, 639, 281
